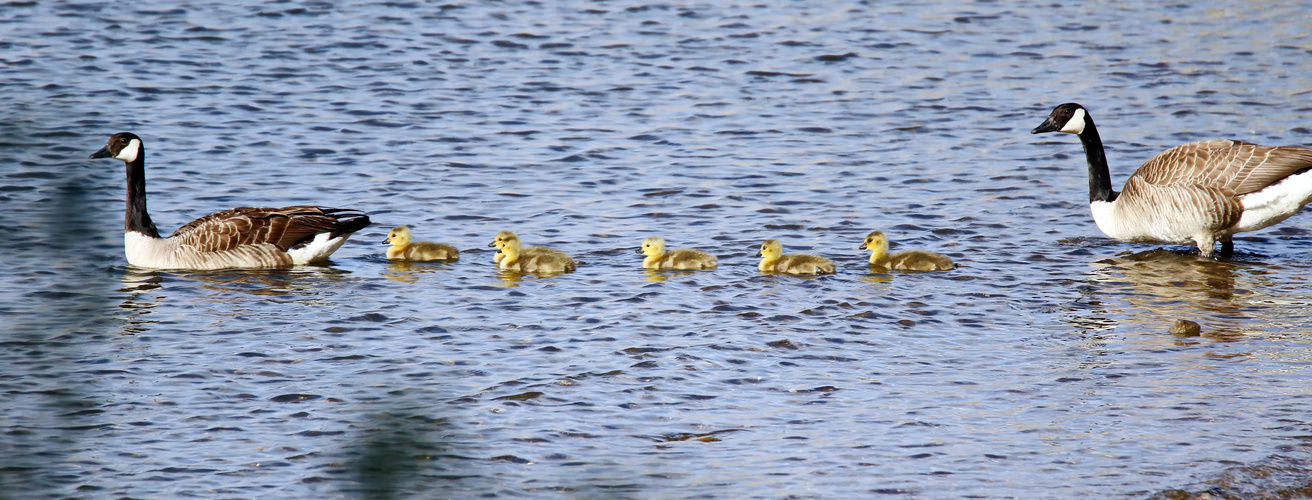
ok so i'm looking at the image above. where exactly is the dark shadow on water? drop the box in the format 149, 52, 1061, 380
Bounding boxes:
0, 177, 114, 498
334, 405, 473, 500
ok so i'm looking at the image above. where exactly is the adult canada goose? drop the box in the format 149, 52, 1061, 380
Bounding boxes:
90, 132, 370, 270
489, 231, 576, 274
756, 239, 835, 275
1031, 103, 1312, 258
384, 225, 459, 261
860, 231, 954, 271
636, 236, 718, 270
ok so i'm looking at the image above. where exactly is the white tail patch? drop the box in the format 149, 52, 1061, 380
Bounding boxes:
116, 139, 141, 163
1059, 108, 1086, 135
1236, 169, 1312, 233
287, 232, 351, 265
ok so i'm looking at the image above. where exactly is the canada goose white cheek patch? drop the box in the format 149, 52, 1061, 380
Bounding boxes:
1059, 108, 1086, 135
115, 139, 141, 162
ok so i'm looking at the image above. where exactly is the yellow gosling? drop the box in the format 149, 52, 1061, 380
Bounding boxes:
637, 236, 717, 270
860, 231, 953, 271
490, 230, 568, 265
489, 231, 576, 274
756, 239, 835, 275
384, 225, 459, 261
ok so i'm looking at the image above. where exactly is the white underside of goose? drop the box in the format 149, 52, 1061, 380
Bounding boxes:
1087, 200, 1178, 243
1089, 168, 1312, 247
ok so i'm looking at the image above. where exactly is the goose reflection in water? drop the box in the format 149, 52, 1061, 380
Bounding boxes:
117, 267, 355, 328
1076, 249, 1256, 341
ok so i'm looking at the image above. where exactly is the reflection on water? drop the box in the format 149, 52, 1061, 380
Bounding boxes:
1080, 249, 1253, 339
643, 268, 709, 283
384, 260, 457, 284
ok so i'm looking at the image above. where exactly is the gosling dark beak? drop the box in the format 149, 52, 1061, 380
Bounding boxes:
859, 243, 867, 250
1030, 116, 1060, 135
487, 241, 497, 248
90, 145, 113, 159
382, 237, 390, 244
635, 248, 644, 254
754, 250, 762, 257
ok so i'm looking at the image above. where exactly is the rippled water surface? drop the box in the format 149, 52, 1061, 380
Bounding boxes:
4, 1, 1312, 498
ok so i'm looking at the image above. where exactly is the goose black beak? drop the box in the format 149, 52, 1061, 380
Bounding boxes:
487, 241, 497, 248
1030, 117, 1060, 134
90, 145, 113, 159
635, 248, 644, 254
754, 251, 762, 257
382, 238, 390, 244
859, 243, 867, 250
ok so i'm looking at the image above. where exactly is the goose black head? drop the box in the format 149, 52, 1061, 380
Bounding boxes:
91, 132, 144, 163
1031, 103, 1089, 136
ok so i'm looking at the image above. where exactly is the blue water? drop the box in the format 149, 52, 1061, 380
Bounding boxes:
3, 1, 1312, 498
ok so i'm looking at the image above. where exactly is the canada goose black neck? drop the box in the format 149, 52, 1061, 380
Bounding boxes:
91, 132, 159, 238
1073, 115, 1118, 204
123, 149, 160, 238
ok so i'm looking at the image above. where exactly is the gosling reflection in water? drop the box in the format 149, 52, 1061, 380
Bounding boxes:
643, 268, 704, 283
383, 260, 456, 284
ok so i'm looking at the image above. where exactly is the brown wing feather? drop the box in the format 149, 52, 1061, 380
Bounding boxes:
1118, 177, 1243, 233
169, 206, 365, 253
1133, 140, 1312, 195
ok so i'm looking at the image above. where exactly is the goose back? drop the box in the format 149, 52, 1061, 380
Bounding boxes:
1133, 140, 1312, 195
172, 206, 367, 252
147, 206, 370, 268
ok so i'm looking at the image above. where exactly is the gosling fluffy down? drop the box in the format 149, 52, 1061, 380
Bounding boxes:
637, 236, 718, 270
384, 225, 459, 261
489, 230, 569, 265
860, 231, 953, 271
756, 239, 836, 275
489, 230, 576, 274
